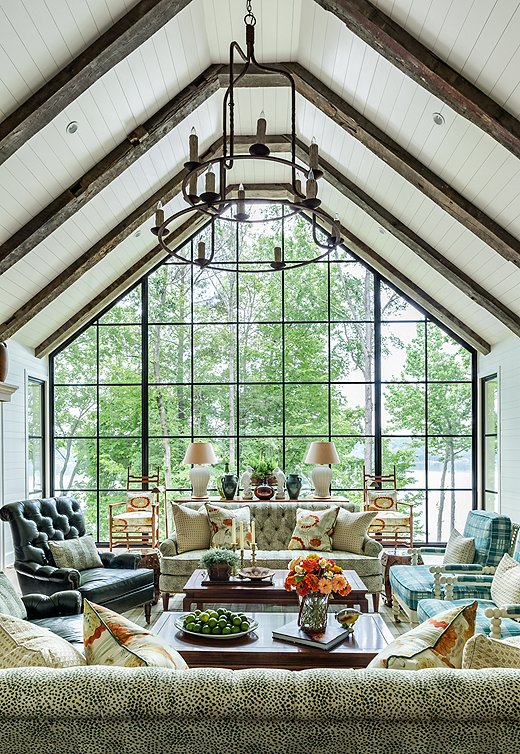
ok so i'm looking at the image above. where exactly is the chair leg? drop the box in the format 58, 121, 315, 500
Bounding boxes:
144, 601, 152, 624
392, 592, 401, 623
162, 592, 170, 612
372, 592, 379, 612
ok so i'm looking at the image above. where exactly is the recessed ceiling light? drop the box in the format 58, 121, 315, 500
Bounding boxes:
66, 121, 78, 134
134, 230, 142, 238
432, 112, 445, 126
378, 227, 386, 234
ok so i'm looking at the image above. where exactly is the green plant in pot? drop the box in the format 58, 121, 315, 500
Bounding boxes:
248, 453, 277, 486
200, 548, 239, 581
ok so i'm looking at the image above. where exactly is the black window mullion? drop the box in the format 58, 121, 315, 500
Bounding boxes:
374, 275, 382, 475
142, 278, 149, 479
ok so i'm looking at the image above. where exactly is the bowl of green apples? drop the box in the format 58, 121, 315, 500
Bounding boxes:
175, 608, 258, 639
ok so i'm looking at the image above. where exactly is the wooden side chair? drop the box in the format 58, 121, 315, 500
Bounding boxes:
109, 467, 163, 550
363, 465, 414, 549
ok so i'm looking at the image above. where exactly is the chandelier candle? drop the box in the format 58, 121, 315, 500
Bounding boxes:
236, 183, 249, 220
205, 166, 216, 194
155, 201, 164, 226
188, 127, 199, 197
256, 110, 267, 143
306, 170, 317, 200
197, 241, 207, 265
309, 137, 319, 170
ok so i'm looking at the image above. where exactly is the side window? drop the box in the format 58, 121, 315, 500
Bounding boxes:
27, 378, 46, 499
482, 374, 498, 510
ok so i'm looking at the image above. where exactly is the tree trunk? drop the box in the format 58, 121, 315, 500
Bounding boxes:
151, 324, 172, 491
449, 439, 456, 532
436, 450, 449, 541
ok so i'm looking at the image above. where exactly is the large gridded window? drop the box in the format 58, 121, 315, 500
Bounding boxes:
51, 212, 476, 543
482, 374, 499, 511
27, 377, 45, 499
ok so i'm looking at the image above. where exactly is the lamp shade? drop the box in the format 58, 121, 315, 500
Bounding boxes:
182, 442, 218, 465
303, 441, 339, 465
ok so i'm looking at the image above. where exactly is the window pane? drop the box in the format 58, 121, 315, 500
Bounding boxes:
149, 438, 191, 490
240, 438, 283, 475
332, 437, 374, 490
427, 384, 472, 435
381, 322, 425, 381
484, 377, 498, 434
330, 323, 374, 381
382, 384, 425, 434
484, 435, 498, 493
285, 384, 328, 436
98, 326, 141, 383
148, 264, 191, 323
382, 437, 425, 488
99, 286, 141, 325
239, 323, 282, 382
54, 386, 97, 436
193, 268, 237, 323
148, 385, 191, 437
54, 328, 97, 384
331, 384, 374, 434
148, 325, 190, 384
238, 273, 282, 322
428, 441, 472, 488
27, 382, 43, 435
27, 438, 43, 496
193, 324, 236, 382
99, 386, 141, 436
54, 438, 97, 491
193, 385, 236, 436
427, 490, 472, 542
285, 323, 328, 381
284, 264, 328, 321
427, 323, 472, 381
98, 438, 142, 488
330, 261, 374, 321
381, 282, 425, 320
239, 384, 283, 435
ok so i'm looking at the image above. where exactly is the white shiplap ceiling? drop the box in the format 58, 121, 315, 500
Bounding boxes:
0, 0, 519, 353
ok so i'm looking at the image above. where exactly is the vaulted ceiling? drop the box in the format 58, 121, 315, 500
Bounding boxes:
0, 0, 520, 356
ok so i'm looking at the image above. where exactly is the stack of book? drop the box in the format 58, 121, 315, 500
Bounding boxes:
272, 619, 352, 651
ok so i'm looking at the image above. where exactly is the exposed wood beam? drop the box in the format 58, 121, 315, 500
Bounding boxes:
312, 0, 520, 161
336, 222, 491, 354
34, 217, 206, 359
0, 0, 194, 166
293, 137, 520, 339
0, 64, 223, 275
285, 62, 520, 268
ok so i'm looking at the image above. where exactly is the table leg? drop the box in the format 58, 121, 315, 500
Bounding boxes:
182, 596, 191, 611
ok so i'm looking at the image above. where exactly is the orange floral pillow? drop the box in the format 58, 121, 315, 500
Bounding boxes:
288, 507, 340, 551
367, 602, 477, 670
366, 489, 397, 511
205, 504, 251, 549
126, 491, 154, 512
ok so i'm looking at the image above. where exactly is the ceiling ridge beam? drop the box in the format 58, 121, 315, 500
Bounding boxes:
293, 136, 520, 339
35, 180, 490, 357
312, 0, 520, 161
0, 136, 280, 342
284, 62, 520, 268
0, 0, 195, 166
0, 63, 223, 276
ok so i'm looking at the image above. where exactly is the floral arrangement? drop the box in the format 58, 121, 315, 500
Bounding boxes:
284, 553, 352, 598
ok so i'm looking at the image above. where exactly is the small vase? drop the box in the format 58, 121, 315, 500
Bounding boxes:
221, 473, 238, 500
298, 592, 329, 635
286, 473, 302, 500
0, 342, 8, 382
254, 475, 274, 501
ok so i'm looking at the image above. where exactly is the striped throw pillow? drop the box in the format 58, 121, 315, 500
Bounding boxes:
443, 529, 475, 564
48, 535, 103, 571
490, 553, 520, 608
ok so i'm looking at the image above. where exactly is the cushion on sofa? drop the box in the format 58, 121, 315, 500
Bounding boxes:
48, 535, 103, 570
443, 529, 475, 564
206, 503, 251, 548
491, 553, 520, 608
171, 503, 210, 553
462, 633, 520, 669
83, 601, 188, 669
368, 601, 477, 670
288, 507, 339, 551
0, 573, 26, 620
78, 567, 152, 603
0, 613, 85, 668
332, 509, 376, 555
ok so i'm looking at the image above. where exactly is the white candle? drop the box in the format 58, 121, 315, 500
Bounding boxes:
239, 521, 245, 550
251, 520, 256, 545
231, 518, 236, 545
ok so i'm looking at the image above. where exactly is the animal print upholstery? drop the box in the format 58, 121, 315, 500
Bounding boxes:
0, 666, 518, 754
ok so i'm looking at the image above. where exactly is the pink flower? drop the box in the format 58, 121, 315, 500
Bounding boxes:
318, 578, 333, 594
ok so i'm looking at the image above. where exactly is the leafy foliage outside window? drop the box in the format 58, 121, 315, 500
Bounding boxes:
51, 210, 474, 542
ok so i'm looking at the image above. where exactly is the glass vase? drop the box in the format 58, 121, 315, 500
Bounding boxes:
298, 592, 329, 635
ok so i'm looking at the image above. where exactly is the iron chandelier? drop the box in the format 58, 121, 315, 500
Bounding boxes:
151, 0, 342, 272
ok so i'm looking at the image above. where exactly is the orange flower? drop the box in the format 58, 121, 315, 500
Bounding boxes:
296, 581, 310, 597
331, 574, 346, 592
339, 584, 352, 597
318, 578, 333, 594
305, 574, 320, 591
301, 557, 319, 573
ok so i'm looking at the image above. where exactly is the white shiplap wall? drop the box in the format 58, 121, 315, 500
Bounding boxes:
478, 334, 520, 524
0, 340, 48, 568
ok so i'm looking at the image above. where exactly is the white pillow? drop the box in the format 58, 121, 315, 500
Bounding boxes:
332, 509, 376, 554
443, 529, 475, 564
205, 504, 251, 549
490, 553, 520, 608
0, 613, 85, 668
171, 503, 210, 553
462, 633, 520, 669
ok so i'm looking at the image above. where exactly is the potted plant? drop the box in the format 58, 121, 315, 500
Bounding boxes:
248, 453, 278, 486
200, 548, 239, 581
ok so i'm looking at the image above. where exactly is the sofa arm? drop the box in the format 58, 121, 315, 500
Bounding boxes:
430, 564, 495, 599
100, 551, 141, 570
15, 561, 80, 589
363, 536, 382, 557
160, 535, 178, 557
22, 590, 83, 619
485, 604, 520, 639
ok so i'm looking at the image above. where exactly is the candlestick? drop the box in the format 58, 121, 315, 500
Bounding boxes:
239, 521, 245, 550
197, 241, 206, 262
274, 246, 282, 263
231, 518, 236, 546
155, 201, 164, 226
189, 126, 198, 162
251, 542, 257, 570
256, 110, 267, 144
309, 137, 319, 170
205, 165, 216, 194
251, 520, 256, 545
293, 178, 302, 204
240, 547, 245, 572
306, 169, 317, 200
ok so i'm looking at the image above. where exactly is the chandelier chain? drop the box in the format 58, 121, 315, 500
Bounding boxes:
244, 0, 256, 25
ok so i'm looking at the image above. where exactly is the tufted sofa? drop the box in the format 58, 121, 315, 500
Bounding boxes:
159, 500, 383, 607
0, 665, 518, 754
0, 497, 155, 619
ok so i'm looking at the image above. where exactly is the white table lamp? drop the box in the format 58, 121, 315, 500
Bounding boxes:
303, 441, 339, 499
183, 442, 218, 499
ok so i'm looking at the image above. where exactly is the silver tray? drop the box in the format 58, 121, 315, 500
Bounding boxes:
175, 613, 258, 640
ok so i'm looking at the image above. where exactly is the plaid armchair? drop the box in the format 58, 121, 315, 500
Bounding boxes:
389, 510, 512, 624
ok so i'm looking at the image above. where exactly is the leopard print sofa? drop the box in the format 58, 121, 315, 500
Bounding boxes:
0, 665, 518, 754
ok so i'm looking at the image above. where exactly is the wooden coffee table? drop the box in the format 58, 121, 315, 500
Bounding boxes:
181, 569, 370, 612
153, 611, 392, 669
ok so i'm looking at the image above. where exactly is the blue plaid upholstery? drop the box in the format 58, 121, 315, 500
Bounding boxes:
417, 598, 520, 639
463, 510, 511, 566
389, 566, 494, 612
389, 511, 512, 612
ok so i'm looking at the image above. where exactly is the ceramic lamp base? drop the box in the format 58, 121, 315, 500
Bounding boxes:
311, 465, 332, 498
190, 465, 211, 499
